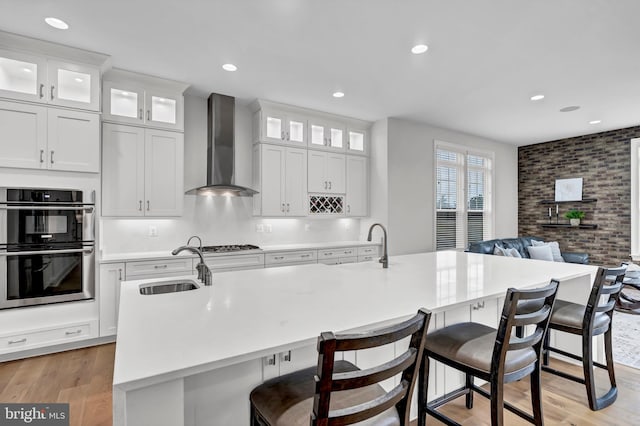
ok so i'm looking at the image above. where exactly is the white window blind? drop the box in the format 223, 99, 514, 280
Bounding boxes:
435, 144, 493, 250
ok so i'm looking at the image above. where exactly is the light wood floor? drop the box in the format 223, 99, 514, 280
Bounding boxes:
1, 344, 640, 425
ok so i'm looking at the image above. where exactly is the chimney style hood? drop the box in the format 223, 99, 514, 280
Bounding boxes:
186, 93, 258, 196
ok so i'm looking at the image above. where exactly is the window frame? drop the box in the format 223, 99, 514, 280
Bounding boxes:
433, 140, 495, 251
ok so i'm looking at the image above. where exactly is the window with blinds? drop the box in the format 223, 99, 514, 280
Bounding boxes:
435, 144, 493, 250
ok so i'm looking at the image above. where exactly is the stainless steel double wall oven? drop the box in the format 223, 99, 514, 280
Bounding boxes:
0, 188, 95, 309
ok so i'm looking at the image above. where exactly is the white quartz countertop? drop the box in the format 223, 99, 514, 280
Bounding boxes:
100, 241, 379, 263
113, 251, 596, 389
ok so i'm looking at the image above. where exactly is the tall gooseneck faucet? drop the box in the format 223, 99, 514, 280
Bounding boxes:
172, 246, 212, 286
367, 223, 388, 268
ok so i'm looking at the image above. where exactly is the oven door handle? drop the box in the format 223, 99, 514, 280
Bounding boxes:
0, 205, 95, 212
0, 248, 94, 256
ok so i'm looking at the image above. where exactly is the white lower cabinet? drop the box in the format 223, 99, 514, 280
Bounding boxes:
318, 247, 358, 265
204, 253, 265, 272
262, 344, 318, 381
125, 258, 193, 280
265, 250, 317, 268
102, 123, 184, 217
99, 263, 124, 337
0, 322, 94, 354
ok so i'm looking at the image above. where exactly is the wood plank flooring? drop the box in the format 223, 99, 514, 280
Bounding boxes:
1, 344, 639, 425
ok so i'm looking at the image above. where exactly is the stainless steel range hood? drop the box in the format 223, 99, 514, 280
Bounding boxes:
186, 93, 258, 196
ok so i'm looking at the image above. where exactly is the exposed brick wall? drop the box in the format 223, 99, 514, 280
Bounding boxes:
518, 126, 640, 267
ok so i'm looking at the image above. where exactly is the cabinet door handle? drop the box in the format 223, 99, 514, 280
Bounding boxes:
281, 131, 285, 141
65, 329, 82, 336
329, 181, 332, 190
472, 301, 485, 310
39, 149, 44, 163
8, 338, 27, 345
139, 200, 142, 211
286, 131, 290, 141
301, 254, 310, 258
147, 200, 150, 211
283, 350, 291, 362
39, 83, 45, 99
50, 85, 55, 100
281, 203, 285, 212
266, 354, 276, 365
118, 268, 123, 281
347, 205, 351, 213
286, 203, 290, 212
50, 150, 54, 164
324, 181, 327, 190
324, 252, 333, 256
139, 108, 143, 120
146, 110, 151, 121
274, 256, 284, 260
154, 264, 168, 269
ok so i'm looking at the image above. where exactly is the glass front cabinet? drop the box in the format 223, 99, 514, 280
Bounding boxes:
0, 49, 99, 111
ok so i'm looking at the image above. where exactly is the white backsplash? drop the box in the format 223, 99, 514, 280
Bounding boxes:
99, 195, 362, 254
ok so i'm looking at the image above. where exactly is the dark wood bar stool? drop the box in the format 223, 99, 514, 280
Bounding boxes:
419, 281, 559, 426
249, 308, 431, 425
541, 266, 625, 411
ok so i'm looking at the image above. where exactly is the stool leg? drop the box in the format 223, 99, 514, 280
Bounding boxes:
465, 373, 474, 409
530, 361, 544, 426
490, 376, 504, 426
542, 329, 550, 366
582, 330, 598, 410
418, 354, 430, 426
604, 326, 617, 391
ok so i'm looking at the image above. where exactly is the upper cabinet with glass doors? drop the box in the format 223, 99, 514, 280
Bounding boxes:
251, 99, 370, 156
0, 48, 100, 111
102, 69, 189, 132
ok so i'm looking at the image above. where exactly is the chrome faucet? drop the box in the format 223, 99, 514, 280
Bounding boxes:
187, 235, 203, 251
367, 223, 388, 268
172, 245, 212, 286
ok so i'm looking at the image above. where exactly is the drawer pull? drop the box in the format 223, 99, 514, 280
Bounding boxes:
344, 251, 351, 255
154, 264, 168, 269
324, 252, 333, 256
65, 329, 83, 336
274, 256, 284, 260
8, 338, 27, 345
472, 301, 486, 311
301, 254, 310, 258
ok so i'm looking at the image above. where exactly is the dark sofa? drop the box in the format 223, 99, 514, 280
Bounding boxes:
467, 236, 589, 264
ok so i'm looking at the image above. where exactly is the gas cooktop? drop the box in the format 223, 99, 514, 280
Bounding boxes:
200, 244, 260, 253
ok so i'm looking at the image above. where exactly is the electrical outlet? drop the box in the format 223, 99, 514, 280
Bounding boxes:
148, 226, 158, 237
256, 224, 264, 233
265, 224, 272, 233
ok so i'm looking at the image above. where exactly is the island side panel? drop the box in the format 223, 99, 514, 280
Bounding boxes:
120, 379, 184, 426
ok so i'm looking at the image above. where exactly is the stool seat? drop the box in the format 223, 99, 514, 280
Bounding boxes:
551, 300, 610, 332
251, 360, 400, 426
425, 322, 537, 375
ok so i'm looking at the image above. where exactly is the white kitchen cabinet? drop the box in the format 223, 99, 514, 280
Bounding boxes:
102, 123, 184, 217
204, 253, 265, 272
102, 69, 188, 131
0, 100, 98, 172
0, 322, 94, 355
265, 250, 317, 267
99, 263, 124, 337
0, 49, 100, 111
345, 155, 368, 216
47, 108, 99, 172
317, 247, 358, 265
125, 258, 193, 280
254, 109, 307, 146
253, 144, 307, 216
308, 119, 345, 152
308, 150, 345, 194
346, 128, 369, 156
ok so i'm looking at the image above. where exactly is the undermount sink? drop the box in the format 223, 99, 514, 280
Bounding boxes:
139, 280, 199, 295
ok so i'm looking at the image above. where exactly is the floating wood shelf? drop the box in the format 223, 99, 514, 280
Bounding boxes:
541, 224, 598, 229
539, 198, 597, 204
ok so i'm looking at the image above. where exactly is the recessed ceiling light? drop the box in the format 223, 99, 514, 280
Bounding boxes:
45, 17, 69, 30
530, 94, 545, 101
222, 63, 237, 72
23, 67, 33, 73
589, 120, 602, 125
411, 44, 429, 54
74, 77, 83, 83
560, 105, 580, 112
332, 91, 345, 98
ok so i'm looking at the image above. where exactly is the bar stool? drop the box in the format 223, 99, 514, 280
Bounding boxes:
419, 281, 559, 426
249, 308, 431, 425
542, 266, 625, 410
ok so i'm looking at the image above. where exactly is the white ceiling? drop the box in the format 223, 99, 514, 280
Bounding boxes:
1, 0, 639, 145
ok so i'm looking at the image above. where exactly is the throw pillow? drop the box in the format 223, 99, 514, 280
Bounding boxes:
494, 245, 523, 258
527, 245, 554, 262
531, 240, 565, 262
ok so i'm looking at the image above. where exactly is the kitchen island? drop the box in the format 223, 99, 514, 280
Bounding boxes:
113, 251, 597, 426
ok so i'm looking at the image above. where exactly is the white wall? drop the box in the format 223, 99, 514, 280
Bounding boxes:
100, 95, 361, 254
385, 118, 518, 255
